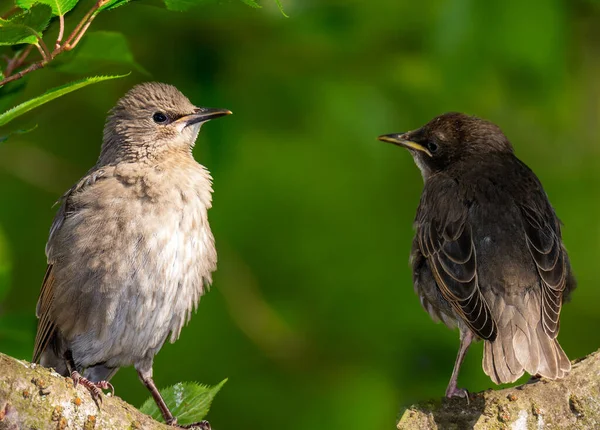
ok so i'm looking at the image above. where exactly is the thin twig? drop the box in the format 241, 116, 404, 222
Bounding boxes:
0, 62, 45, 86
0, 0, 109, 86
55, 15, 65, 49
34, 44, 48, 61
37, 38, 51, 60
68, 17, 95, 50
17, 45, 34, 64
4, 46, 34, 77
62, 1, 103, 49
1, 5, 19, 19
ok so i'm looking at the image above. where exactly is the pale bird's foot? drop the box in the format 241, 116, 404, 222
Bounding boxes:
70, 371, 115, 405
167, 419, 211, 430
445, 386, 470, 404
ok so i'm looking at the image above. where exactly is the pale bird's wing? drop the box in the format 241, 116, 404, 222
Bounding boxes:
33, 264, 58, 363
33, 168, 108, 363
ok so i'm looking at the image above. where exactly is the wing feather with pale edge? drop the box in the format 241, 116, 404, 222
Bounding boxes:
32, 168, 107, 363
520, 203, 566, 338
416, 197, 497, 341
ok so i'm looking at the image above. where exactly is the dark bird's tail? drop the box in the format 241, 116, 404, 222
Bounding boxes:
482, 290, 571, 384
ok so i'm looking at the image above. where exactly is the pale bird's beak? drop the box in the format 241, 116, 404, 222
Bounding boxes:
177, 107, 232, 128
377, 133, 432, 157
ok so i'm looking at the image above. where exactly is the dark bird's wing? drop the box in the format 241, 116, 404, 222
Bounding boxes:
33, 169, 107, 363
416, 180, 497, 341
520, 201, 567, 339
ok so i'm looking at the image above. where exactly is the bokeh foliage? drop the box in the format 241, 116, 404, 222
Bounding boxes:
1, 0, 599, 428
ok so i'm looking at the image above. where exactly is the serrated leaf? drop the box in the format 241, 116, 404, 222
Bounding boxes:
98, 0, 131, 11
0, 78, 27, 111
0, 74, 127, 127
274, 0, 288, 17
140, 379, 227, 425
236, 0, 288, 16
239, 0, 261, 8
56, 31, 147, 75
0, 4, 52, 46
162, 0, 213, 12
15, 0, 79, 17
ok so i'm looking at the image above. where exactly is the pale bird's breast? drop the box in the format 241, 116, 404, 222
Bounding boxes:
59, 166, 216, 366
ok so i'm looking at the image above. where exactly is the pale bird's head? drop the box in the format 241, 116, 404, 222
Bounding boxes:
100, 82, 231, 163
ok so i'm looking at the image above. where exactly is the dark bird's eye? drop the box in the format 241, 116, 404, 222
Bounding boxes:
153, 112, 168, 124
427, 141, 439, 153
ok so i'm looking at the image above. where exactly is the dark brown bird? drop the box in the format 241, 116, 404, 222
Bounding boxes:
379, 112, 575, 398
33, 82, 231, 427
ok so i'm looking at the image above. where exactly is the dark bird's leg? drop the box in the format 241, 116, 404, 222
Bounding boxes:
64, 351, 114, 405
445, 328, 473, 400
137, 367, 211, 429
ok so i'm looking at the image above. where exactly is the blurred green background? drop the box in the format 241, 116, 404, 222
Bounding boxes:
1, 0, 600, 428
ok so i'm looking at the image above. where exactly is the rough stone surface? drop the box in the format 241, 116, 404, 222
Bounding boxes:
397, 350, 600, 430
0, 352, 169, 430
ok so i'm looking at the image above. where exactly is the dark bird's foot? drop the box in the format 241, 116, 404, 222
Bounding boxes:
445, 385, 470, 404
70, 371, 115, 405
167, 419, 211, 429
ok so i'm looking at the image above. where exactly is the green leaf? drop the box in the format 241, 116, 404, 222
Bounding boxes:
274, 0, 288, 17
15, 0, 79, 16
0, 74, 127, 127
56, 31, 148, 75
238, 0, 261, 8
236, 0, 288, 16
0, 125, 38, 144
0, 4, 52, 46
140, 379, 227, 425
162, 0, 213, 12
98, 0, 131, 11
158, 0, 286, 14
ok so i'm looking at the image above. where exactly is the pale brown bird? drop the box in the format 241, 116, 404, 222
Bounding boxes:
379, 113, 575, 398
33, 82, 231, 428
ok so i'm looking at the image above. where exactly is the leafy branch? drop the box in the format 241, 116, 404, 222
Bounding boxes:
0, 0, 111, 87
0, 0, 286, 138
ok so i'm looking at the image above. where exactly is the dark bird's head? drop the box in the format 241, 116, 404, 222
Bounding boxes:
101, 82, 231, 163
378, 112, 513, 179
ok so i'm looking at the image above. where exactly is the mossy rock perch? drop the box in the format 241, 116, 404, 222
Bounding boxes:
397, 349, 600, 429
0, 352, 170, 429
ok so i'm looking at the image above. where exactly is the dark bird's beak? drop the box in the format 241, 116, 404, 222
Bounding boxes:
178, 107, 232, 128
378, 133, 432, 157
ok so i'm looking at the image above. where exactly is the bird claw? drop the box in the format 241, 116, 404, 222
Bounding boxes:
445, 387, 470, 404
70, 371, 114, 406
170, 420, 211, 430
95, 380, 115, 396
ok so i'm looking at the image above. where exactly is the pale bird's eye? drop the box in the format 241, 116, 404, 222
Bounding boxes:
153, 112, 168, 124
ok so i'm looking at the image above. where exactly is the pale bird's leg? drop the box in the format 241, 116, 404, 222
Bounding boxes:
445, 328, 474, 401
64, 351, 114, 405
137, 367, 211, 429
